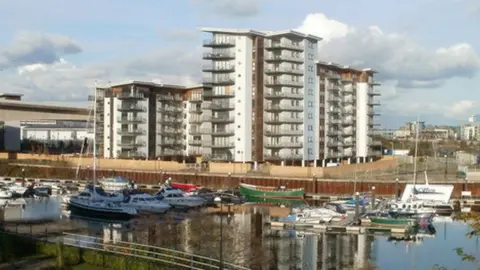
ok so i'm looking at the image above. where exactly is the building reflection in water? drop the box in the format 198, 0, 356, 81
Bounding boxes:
76, 211, 377, 269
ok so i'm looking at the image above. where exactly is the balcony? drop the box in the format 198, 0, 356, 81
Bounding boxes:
203, 77, 235, 86
265, 117, 303, 124
343, 97, 355, 104
157, 128, 182, 135
265, 104, 304, 112
368, 89, 381, 96
202, 65, 235, 73
264, 129, 303, 136
343, 139, 354, 146
189, 129, 203, 135
202, 52, 235, 60
117, 92, 145, 100
264, 154, 303, 161
368, 99, 381, 106
327, 141, 341, 147
202, 116, 235, 123
189, 106, 202, 113
327, 73, 341, 80
343, 107, 355, 115
203, 141, 235, 148
203, 154, 232, 161
203, 39, 235, 47
327, 108, 341, 114
158, 95, 182, 102
264, 91, 304, 99
264, 55, 304, 63
212, 129, 235, 136
188, 117, 203, 124
158, 140, 182, 146
117, 151, 146, 159
343, 150, 354, 156
329, 118, 341, 125
117, 117, 146, 124
190, 95, 203, 103
326, 129, 341, 136
264, 67, 304, 75
117, 140, 146, 148
326, 152, 343, 158
368, 80, 381, 86
203, 91, 235, 98
158, 117, 183, 124
369, 140, 382, 146
327, 96, 341, 103
367, 109, 381, 116
265, 79, 304, 87
265, 42, 304, 51
116, 128, 146, 136
343, 86, 354, 93
158, 106, 183, 114
369, 150, 382, 156
343, 128, 354, 135
117, 104, 146, 112
211, 102, 235, 110
161, 149, 184, 156
265, 142, 303, 148
327, 85, 340, 92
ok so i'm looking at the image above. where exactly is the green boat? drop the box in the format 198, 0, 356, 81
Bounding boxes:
370, 216, 419, 228
239, 183, 304, 199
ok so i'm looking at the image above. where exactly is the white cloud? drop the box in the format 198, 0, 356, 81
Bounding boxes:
297, 13, 480, 89
192, 0, 259, 17
445, 100, 477, 118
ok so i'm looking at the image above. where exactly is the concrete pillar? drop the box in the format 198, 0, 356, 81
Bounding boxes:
254, 161, 258, 170
355, 234, 367, 269
314, 159, 318, 167
336, 234, 342, 269
302, 160, 306, 167
348, 158, 351, 164
321, 233, 328, 270
337, 158, 340, 163
322, 159, 326, 167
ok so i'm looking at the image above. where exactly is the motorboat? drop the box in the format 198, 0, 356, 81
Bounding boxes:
68, 195, 138, 220
80, 185, 124, 202
0, 187, 13, 199
280, 207, 346, 224
421, 201, 454, 216
213, 191, 246, 205
4, 182, 28, 196
99, 176, 131, 192
121, 191, 171, 214
387, 200, 436, 219
155, 187, 206, 208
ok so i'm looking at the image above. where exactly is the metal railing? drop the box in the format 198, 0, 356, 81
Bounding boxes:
26, 230, 251, 270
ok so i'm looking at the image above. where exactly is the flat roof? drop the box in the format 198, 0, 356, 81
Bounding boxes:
199, 27, 322, 41
0, 93, 23, 97
316, 61, 379, 73
0, 99, 89, 114
97, 80, 204, 90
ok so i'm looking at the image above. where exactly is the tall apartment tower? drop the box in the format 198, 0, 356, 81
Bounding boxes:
200, 28, 321, 164
94, 81, 208, 159
316, 62, 381, 161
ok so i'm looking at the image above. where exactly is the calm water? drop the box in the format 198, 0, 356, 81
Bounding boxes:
16, 198, 480, 270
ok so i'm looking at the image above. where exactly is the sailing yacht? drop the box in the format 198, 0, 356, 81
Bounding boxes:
68, 84, 138, 220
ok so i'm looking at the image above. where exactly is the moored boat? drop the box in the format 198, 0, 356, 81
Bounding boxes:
239, 183, 304, 199
370, 214, 419, 228
170, 182, 200, 194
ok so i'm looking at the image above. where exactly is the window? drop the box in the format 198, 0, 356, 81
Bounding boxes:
308, 65, 314, 72
308, 148, 313, 154
308, 101, 314, 107
308, 53, 314, 60
238, 74, 241, 77
308, 89, 314, 95
308, 137, 313, 143
308, 77, 314, 84
308, 113, 313, 119
308, 125, 313, 131
237, 125, 241, 128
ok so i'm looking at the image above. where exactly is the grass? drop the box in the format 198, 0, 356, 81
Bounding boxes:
72, 264, 112, 270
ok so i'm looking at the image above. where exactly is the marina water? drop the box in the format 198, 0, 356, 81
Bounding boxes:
7, 198, 479, 269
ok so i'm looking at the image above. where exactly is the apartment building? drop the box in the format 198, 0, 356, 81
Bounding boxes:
199, 27, 321, 164
316, 62, 381, 160
94, 81, 208, 159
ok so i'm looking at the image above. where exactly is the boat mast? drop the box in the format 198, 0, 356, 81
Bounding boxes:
412, 115, 420, 186
93, 81, 97, 192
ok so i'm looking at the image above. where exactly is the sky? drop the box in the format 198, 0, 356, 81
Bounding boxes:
0, 0, 479, 128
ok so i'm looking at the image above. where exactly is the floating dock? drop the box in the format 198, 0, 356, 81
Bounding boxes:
266, 221, 413, 235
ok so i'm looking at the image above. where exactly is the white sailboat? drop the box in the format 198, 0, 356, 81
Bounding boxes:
68, 83, 138, 220
121, 192, 171, 214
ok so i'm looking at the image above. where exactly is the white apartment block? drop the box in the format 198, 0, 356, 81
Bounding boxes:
95, 82, 207, 160
316, 62, 381, 161
199, 28, 321, 164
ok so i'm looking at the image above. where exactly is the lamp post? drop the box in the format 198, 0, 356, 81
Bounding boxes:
371, 186, 376, 210
21, 168, 25, 187
444, 155, 448, 182
214, 196, 224, 269
312, 173, 317, 194
227, 172, 231, 189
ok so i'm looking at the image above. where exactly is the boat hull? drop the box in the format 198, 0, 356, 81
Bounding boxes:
239, 184, 304, 198
68, 201, 137, 220
370, 217, 418, 228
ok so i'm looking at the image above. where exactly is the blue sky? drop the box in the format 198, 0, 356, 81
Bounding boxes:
0, 0, 479, 128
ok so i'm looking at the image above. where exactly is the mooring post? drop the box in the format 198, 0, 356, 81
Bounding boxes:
395, 178, 399, 200
371, 186, 376, 210
312, 174, 317, 194
354, 192, 360, 225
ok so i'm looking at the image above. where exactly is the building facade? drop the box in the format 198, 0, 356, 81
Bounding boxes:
200, 28, 321, 164
94, 82, 208, 159
316, 62, 381, 160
